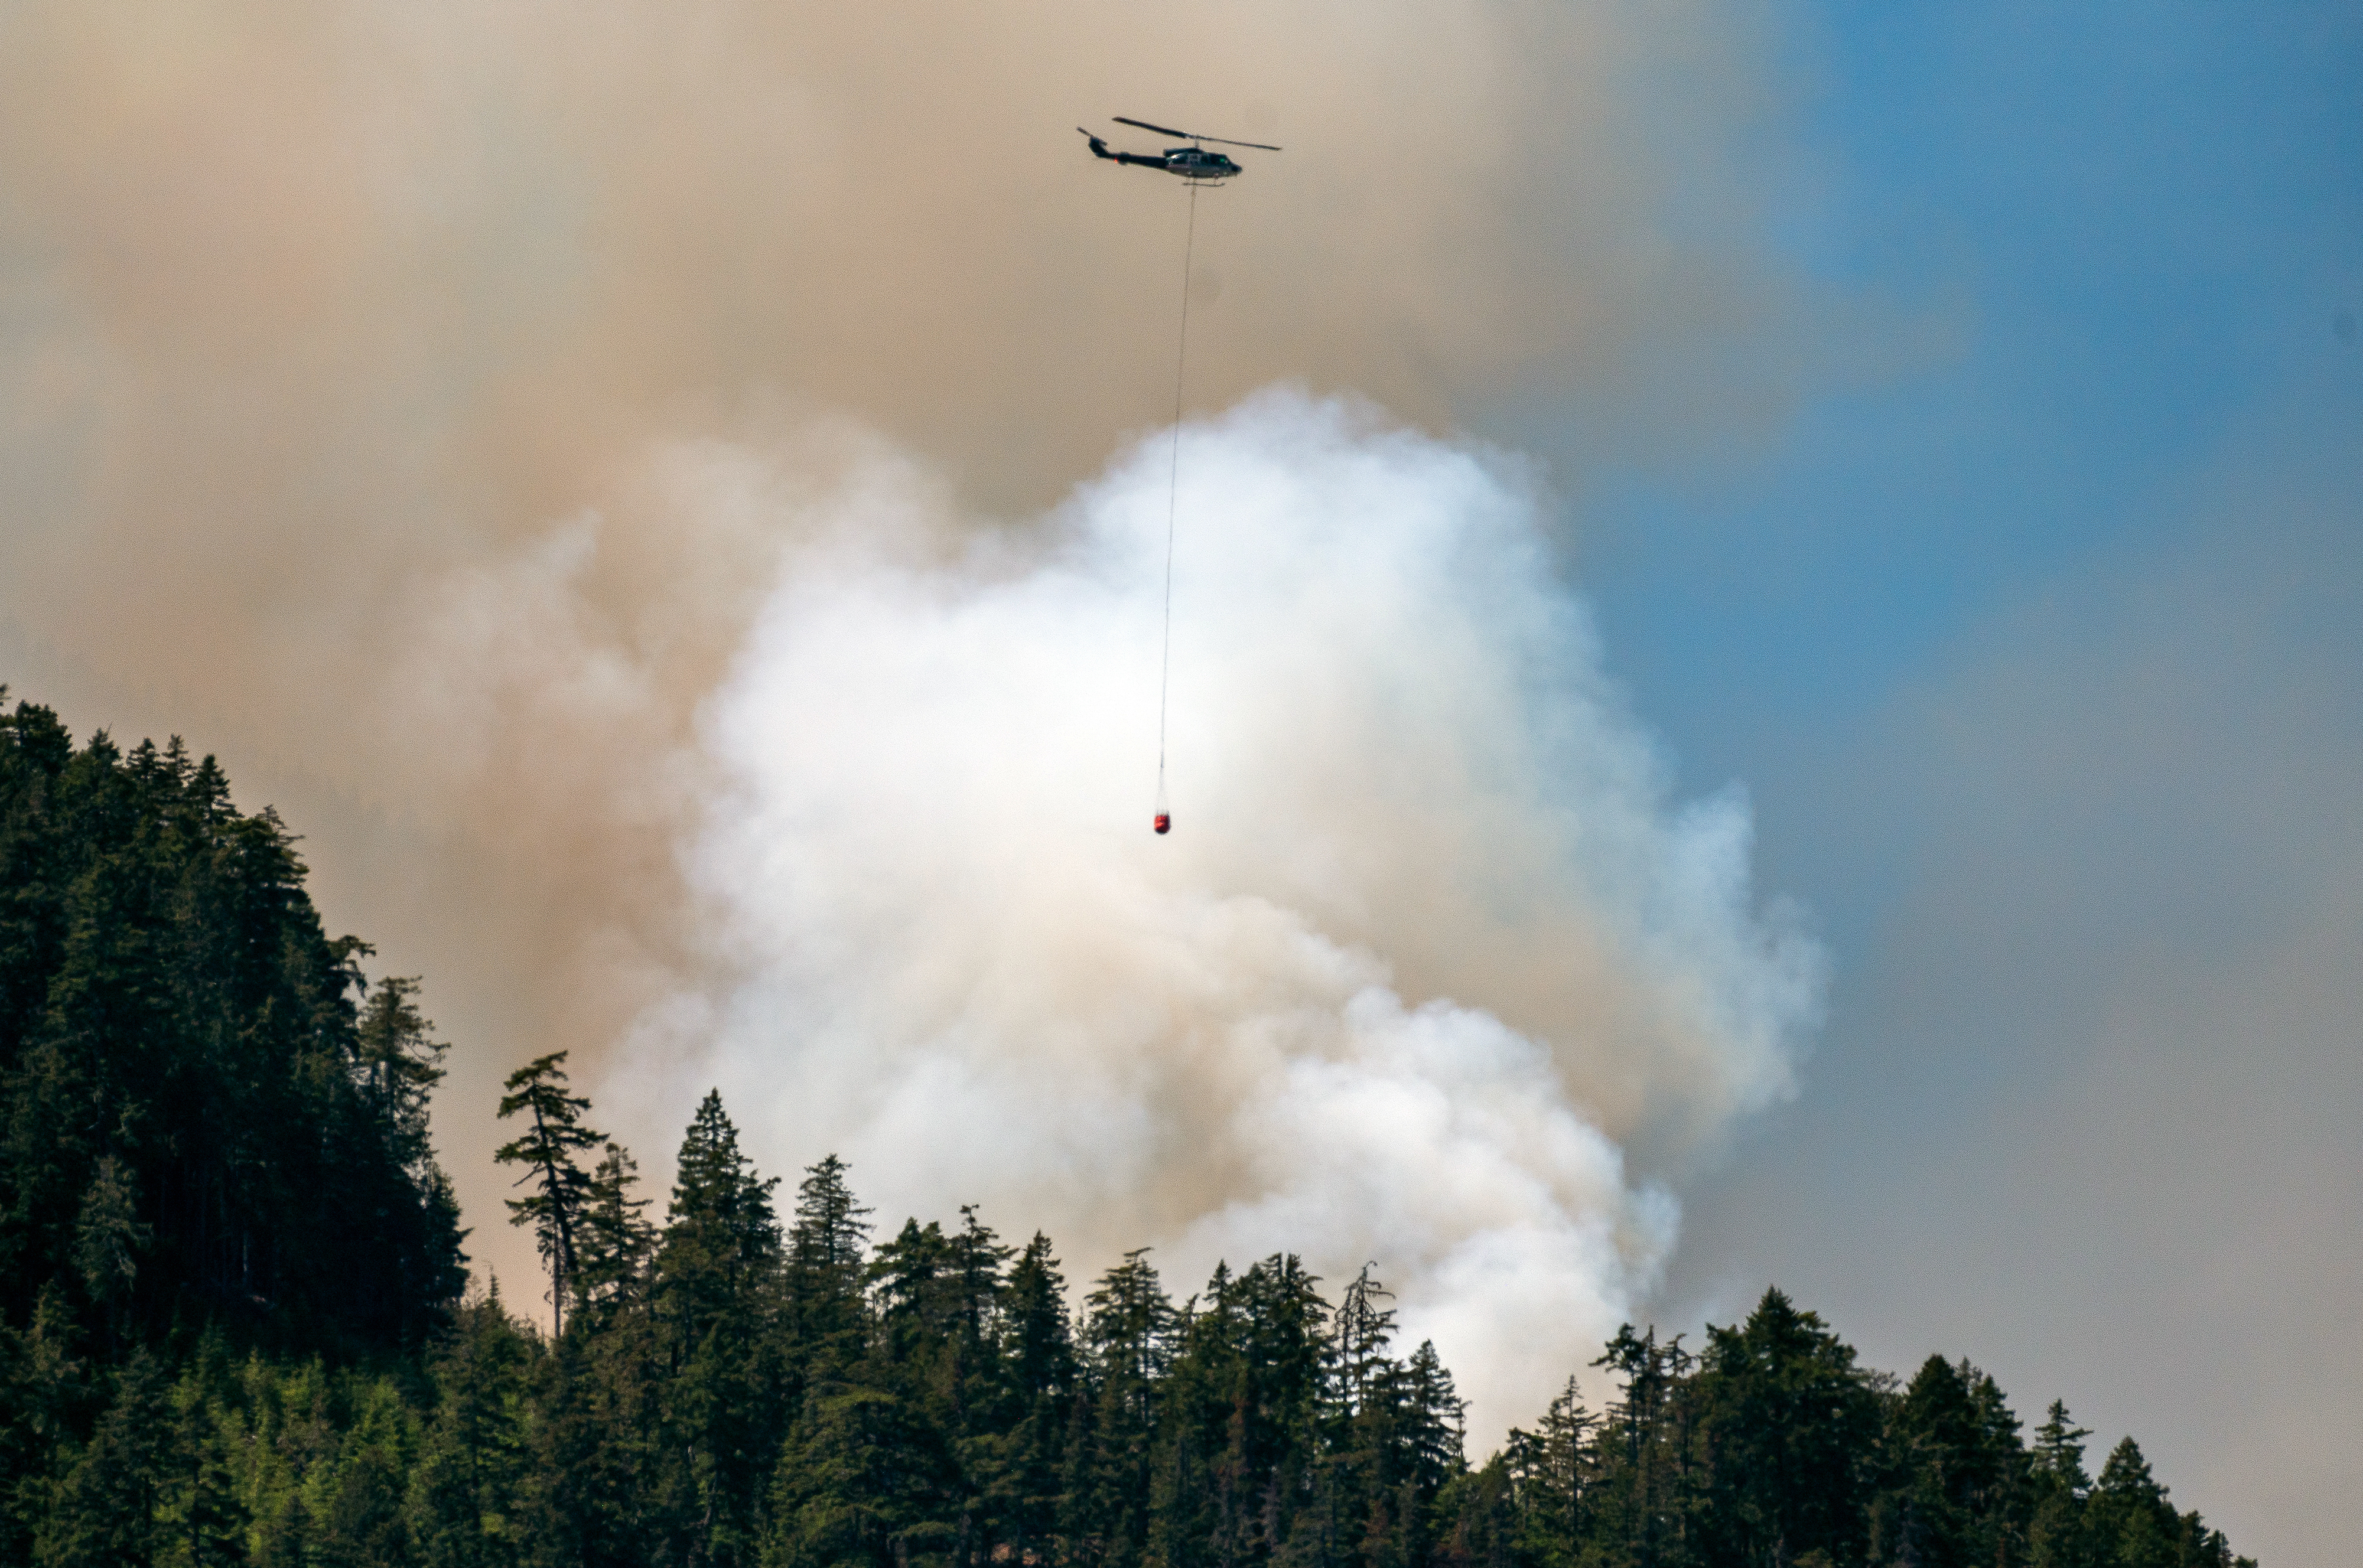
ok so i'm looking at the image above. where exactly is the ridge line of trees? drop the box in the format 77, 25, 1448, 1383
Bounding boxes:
0, 693, 2256, 1568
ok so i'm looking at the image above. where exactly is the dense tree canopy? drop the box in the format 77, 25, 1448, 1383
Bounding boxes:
0, 691, 464, 1361
0, 695, 2255, 1567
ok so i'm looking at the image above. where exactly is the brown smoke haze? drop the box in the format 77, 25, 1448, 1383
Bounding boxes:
0, 0, 1818, 1427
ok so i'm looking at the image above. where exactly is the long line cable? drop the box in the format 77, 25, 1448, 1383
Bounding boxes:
1157, 180, 1199, 813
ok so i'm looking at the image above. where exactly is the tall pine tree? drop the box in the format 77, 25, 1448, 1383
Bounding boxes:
494, 1052, 603, 1338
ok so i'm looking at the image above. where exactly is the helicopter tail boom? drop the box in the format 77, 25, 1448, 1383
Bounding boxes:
1080, 128, 1173, 172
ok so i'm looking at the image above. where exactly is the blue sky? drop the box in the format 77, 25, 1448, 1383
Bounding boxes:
1592, 2, 2358, 774
1565, 6, 2361, 1560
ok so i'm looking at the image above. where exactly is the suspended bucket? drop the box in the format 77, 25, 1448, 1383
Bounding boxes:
1153, 813, 1171, 835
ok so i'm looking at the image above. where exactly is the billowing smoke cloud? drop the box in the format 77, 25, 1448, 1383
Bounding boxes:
0, 0, 1824, 1432
593, 390, 1819, 1442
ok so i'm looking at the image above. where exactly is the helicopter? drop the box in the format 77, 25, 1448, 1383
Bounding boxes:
1078, 116, 1281, 182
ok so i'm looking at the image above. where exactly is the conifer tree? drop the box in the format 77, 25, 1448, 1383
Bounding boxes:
2089, 1438, 2179, 1568
764, 1381, 961, 1568
32, 1349, 174, 1567
1069, 1249, 1177, 1566
938, 1206, 1017, 1566
494, 1052, 603, 1336
1871, 1354, 2029, 1568
951, 1204, 1015, 1352
1588, 1323, 1690, 1567
354, 973, 449, 1178
654, 1091, 786, 1568
0, 1285, 90, 1561
574, 1141, 658, 1326
70, 1155, 147, 1348
1690, 1288, 1879, 1568
870, 1218, 956, 1366
2028, 1400, 2096, 1568
1007, 1234, 1076, 1405
533, 1281, 663, 1568
2031, 1400, 2092, 1495
1505, 1376, 1593, 1568
1333, 1264, 1396, 1419
1000, 1232, 1076, 1561
161, 1341, 246, 1568
1147, 1262, 1236, 1568
788, 1154, 873, 1366
526, 1135, 663, 1567
1395, 1340, 1467, 1501
1206, 1253, 1331, 1565
323, 1442, 411, 1567
408, 1289, 537, 1568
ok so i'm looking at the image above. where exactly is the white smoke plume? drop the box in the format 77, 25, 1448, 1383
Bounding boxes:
0, 0, 1825, 1445
600, 388, 1821, 1445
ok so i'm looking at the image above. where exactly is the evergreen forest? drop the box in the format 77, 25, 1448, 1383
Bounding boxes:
0, 693, 2256, 1568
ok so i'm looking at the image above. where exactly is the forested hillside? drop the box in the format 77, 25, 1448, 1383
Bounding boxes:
0, 694, 2254, 1568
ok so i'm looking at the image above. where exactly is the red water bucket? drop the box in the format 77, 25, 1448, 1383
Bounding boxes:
1153, 813, 1171, 835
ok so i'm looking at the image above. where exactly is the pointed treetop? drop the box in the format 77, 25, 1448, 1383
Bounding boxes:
790, 1152, 872, 1274
494, 1051, 604, 1336
2098, 1435, 2166, 1503
2034, 1399, 2094, 1491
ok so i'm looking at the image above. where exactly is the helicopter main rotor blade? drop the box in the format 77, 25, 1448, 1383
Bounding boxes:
1114, 115, 1193, 139
1196, 135, 1282, 151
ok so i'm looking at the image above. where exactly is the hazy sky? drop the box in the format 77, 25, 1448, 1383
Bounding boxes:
1587, 8, 2361, 1563
1590, 11, 2361, 1565
3, 3, 2356, 1562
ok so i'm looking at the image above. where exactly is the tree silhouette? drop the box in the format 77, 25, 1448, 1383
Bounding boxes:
494, 1050, 603, 1336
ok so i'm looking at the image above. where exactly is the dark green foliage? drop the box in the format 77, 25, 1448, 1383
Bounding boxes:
998, 1231, 1077, 1560
532, 1315, 660, 1568
1865, 1355, 2029, 1568
0, 695, 466, 1359
789, 1153, 872, 1366
2027, 1401, 2098, 1568
2084, 1439, 2199, 1568
409, 1293, 535, 1568
767, 1386, 961, 1568
160, 1337, 248, 1568
34, 1349, 175, 1567
495, 1053, 603, 1338
1501, 1377, 1591, 1568
1690, 1288, 1882, 1566
574, 1142, 658, 1331
1066, 1248, 1177, 1567
0, 693, 2259, 1568
652, 1094, 788, 1568
1581, 1323, 1692, 1567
